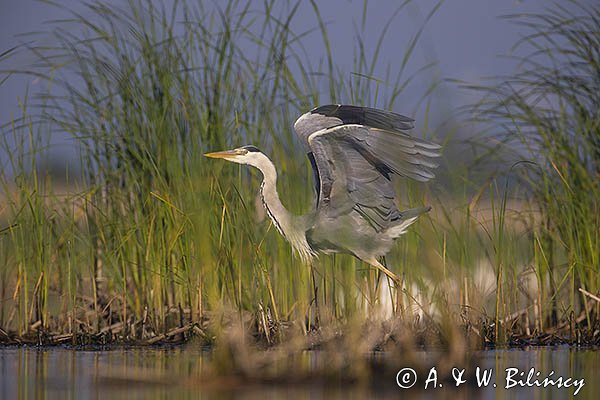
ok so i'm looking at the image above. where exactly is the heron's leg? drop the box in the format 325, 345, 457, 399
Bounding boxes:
363, 257, 401, 315
365, 257, 400, 285
309, 261, 320, 329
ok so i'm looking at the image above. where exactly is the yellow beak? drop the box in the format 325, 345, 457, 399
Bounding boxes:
204, 150, 239, 159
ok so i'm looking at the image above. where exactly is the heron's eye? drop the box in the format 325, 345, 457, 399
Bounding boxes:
235, 148, 248, 155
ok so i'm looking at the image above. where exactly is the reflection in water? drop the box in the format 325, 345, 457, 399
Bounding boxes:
0, 346, 598, 399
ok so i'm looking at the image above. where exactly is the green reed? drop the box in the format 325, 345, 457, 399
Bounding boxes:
468, 1, 599, 338
0, 0, 597, 348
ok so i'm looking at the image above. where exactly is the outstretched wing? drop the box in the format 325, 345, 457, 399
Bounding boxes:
294, 105, 441, 231
294, 104, 416, 148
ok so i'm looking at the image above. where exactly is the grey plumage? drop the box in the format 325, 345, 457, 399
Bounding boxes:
205, 104, 441, 282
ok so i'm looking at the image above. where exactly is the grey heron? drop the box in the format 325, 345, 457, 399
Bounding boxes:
205, 105, 441, 283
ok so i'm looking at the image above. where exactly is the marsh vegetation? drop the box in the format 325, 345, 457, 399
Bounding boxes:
0, 0, 598, 384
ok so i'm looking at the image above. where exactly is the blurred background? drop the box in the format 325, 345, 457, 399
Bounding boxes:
0, 0, 577, 177
0, 0, 597, 356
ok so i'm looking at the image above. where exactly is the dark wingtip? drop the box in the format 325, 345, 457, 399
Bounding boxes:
310, 104, 338, 115
309, 104, 415, 131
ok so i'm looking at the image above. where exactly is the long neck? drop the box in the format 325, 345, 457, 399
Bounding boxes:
254, 156, 314, 263
258, 160, 293, 238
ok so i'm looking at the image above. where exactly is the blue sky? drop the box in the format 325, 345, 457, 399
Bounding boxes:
0, 0, 589, 168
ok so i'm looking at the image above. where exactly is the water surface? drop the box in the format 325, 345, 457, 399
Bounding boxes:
0, 345, 597, 399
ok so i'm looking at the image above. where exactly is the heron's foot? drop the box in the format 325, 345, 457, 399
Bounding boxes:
365, 258, 401, 286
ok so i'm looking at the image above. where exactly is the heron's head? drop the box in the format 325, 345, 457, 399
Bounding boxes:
204, 145, 268, 168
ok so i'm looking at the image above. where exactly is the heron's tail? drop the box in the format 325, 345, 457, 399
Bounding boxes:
384, 206, 431, 238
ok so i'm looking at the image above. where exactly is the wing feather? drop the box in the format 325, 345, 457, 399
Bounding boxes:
294, 105, 441, 231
